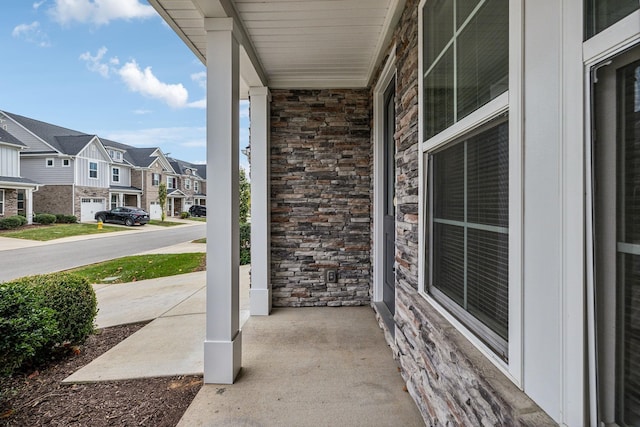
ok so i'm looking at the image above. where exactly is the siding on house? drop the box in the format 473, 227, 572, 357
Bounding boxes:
0, 113, 54, 153
0, 145, 19, 176
21, 157, 74, 184
270, 89, 372, 307
110, 165, 132, 187
76, 142, 110, 188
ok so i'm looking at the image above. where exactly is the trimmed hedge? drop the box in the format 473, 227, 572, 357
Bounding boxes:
0, 282, 58, 376
0, 273, 97, 376
34, 213, 56, 225
0, 215, 25, 230
55, 214, 78, 224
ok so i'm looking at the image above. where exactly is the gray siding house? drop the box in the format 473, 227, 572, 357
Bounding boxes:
0, 111, 111, 221
0, 127, 39, 223
150, 0, 640, 426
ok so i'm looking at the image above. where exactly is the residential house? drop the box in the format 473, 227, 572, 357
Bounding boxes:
124, 147, 176, 219
168, 157, 207, 210
0, 127, 39, 223
150, 0, 640, 426
102, 140, 142, 210
0, 111, 112, 222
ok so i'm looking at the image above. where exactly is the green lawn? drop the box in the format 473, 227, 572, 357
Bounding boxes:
148, 219, 184, 227
188, 217, 206, 222
0, 223, 130, 241
66, 253, 206, 284
192, 238, 206, 244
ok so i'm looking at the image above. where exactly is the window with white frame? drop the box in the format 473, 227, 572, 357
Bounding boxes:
46, 158, 54, 167
185, 178, 191, 190
194, 180, 199, 193
62, 159, 70, 167
422, 0, 509, 359
17, 190, 24, 215
89, 162, 98, 179
152, 173, 160, 186
167, 176, 176, 189
0, 190, 4, 215
111, 194, 118, 209
112, 167, 120, 183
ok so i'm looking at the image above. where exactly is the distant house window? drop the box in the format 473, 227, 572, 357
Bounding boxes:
0, 190, 4, 215
112, 167, 120, 182
194, 181, 199, 193
46, 158, 54, 168
111, 194, 118, 209
167, 176, 176, 189
89, 162, 98, 179
152, 173, 160, 186
17, 190, 24, 215
62, 159, 70, 167
185, 179, 191, 190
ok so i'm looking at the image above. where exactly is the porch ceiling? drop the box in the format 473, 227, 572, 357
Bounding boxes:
148, 0, 405, 93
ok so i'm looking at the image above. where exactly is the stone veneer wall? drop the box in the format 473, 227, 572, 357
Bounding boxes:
270, 89, 372, 307
34, 185, 73, 215
370, 0, 556, 425
1, 189, 18, 217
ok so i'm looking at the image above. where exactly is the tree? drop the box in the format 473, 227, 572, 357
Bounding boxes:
158, 182, 167, 222
239, 168, 250, 223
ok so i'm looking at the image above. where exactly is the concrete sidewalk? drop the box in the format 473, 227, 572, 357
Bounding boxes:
64, 266, 250, 383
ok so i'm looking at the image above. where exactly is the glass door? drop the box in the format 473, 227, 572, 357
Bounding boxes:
593, 44, 640, 427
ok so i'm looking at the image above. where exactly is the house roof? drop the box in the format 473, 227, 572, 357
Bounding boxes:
168, 157, 204, 179
0, 175, 40, 188
194, 164, 206, 179
110, 185, 143, 193
0, 128, 25, 148
148, 0, 405, 93
125, 147, 161, 168
54, 135, 98, 156
6, 112, 88, 154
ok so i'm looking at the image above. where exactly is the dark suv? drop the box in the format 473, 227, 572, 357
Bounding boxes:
189, 205, 206, 217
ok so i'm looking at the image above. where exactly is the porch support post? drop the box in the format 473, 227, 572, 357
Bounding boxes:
203, 17, 242, 384
136, 193, 141, 208
26, 188, 33, 224
249, 87, 272, 316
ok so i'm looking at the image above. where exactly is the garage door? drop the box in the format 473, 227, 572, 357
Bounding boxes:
80, 198, 105, 222
149, 201, 162, 220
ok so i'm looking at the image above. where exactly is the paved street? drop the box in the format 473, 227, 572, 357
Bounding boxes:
0, 222, 206, 282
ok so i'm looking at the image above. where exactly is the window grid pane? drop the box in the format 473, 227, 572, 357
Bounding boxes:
430, 120, 509, 353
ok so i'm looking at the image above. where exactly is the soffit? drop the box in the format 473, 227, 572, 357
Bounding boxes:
148, 0, 404, 91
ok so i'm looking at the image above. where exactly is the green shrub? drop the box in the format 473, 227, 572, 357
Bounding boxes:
180, 211, 190, 219
0, 282, 58, 376
0, 273, 97, 376
0, 216, 25, 230
34, 213, 56, 225
16, 215, 28, 226
16, 273, 98, 346
240, 223, 251, 265
55, 214, 78, 224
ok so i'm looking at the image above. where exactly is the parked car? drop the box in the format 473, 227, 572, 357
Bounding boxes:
189, 205, 206, 217
95, 206, 150, 226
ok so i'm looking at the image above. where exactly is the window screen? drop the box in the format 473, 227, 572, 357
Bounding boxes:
428, 119, 509, 356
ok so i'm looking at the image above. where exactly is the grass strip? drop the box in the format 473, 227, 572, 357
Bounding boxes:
0, 223, 130, 241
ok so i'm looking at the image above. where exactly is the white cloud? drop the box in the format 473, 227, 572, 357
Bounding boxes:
12, 21, 51, 47
118, 61, 188, 109
133, 109, 152, 115
240, 100, 250, 119
104, 126, 205, 148
79, 46, 110, 77
187, 99, 206, 109
33, 1, 47, 10
49, 0, 157, 26
191, 71, 206, 89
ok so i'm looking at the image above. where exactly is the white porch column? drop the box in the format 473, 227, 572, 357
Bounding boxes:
136, 194, 141, 208
26, 188, 33, 224
249, 87, 272, 316
204, 17, 242, 384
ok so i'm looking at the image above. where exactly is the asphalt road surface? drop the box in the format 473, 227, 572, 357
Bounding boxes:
0, 223, 206, 283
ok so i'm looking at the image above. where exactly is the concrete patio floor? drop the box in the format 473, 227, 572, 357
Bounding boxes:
178, 307, 425, 427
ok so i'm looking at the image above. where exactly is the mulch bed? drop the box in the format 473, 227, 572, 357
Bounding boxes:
0, 323, 203, 426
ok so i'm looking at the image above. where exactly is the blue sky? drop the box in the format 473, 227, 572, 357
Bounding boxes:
1, 0, 250, 170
